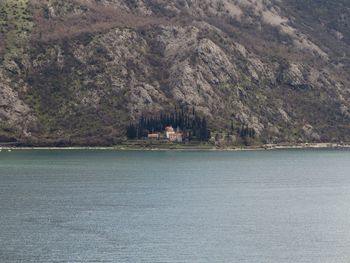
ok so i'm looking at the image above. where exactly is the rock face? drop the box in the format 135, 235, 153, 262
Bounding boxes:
1, 0, 350, 145
0, 79, 37, 142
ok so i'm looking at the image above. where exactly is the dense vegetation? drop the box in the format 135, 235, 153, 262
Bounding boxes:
127, 107, 211, 142
286, 0, 350, 41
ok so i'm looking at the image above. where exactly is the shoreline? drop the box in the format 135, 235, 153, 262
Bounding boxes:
1, 143, 350, 151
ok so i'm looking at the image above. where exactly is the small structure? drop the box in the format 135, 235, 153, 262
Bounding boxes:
165, 126, 175, 139
164, 126, 183, 142
169, 132, 183, 143
148, 133, 160, 140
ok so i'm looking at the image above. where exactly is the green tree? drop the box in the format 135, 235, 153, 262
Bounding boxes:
126, 124, 137, 139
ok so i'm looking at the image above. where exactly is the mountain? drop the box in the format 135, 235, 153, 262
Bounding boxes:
1, 0, 350, 146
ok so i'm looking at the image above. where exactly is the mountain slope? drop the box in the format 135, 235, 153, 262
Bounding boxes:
1, 0, 350, 146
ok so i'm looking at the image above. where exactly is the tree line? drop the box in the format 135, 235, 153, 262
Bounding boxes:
127, 107, 211, 141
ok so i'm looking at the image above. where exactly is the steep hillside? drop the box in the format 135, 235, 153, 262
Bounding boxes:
1, 0, 350, 146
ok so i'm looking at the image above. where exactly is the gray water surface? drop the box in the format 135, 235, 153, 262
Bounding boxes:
1, 149, 350, 262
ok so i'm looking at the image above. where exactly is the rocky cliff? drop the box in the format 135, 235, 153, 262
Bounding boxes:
1, 0, 350, 145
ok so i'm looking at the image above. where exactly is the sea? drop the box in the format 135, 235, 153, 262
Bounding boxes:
1, 149, 350, 262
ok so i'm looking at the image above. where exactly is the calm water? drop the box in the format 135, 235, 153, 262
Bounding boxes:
1, 149, 350, 262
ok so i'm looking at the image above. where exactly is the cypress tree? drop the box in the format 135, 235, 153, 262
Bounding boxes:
127, 124, 137, 139
127, 106, 211, 142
